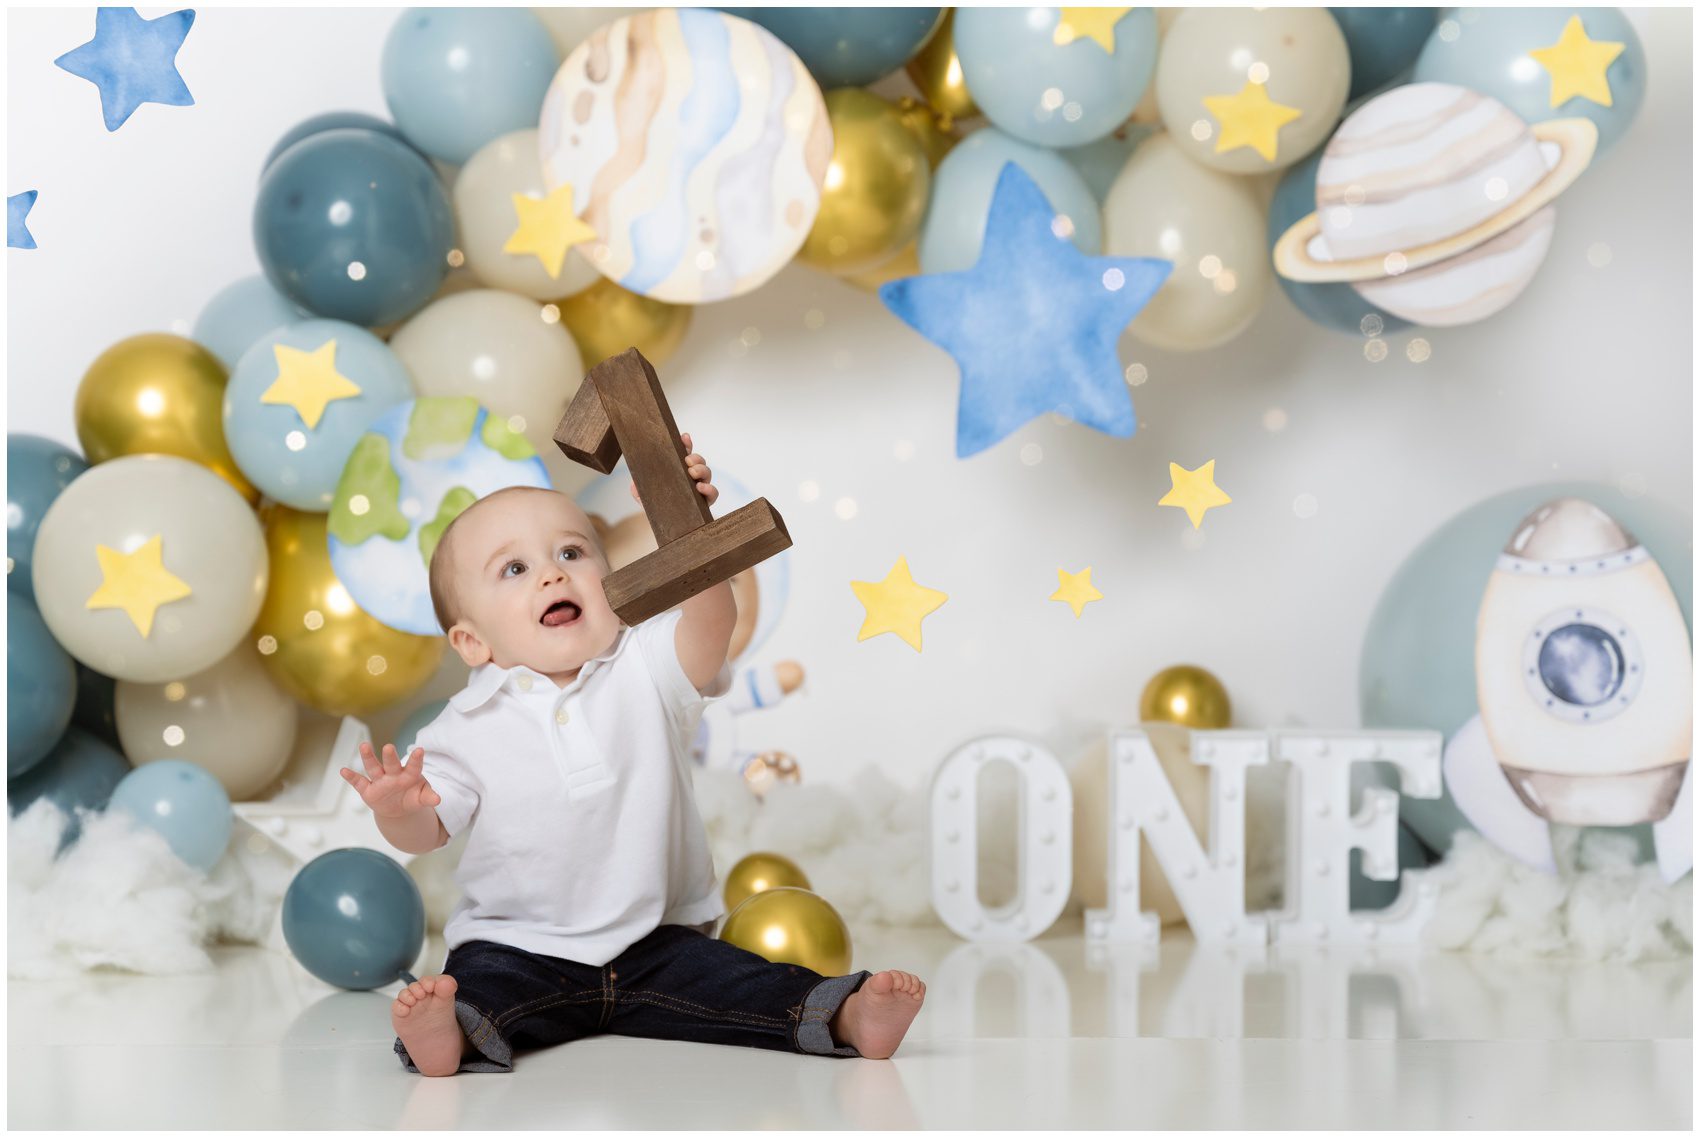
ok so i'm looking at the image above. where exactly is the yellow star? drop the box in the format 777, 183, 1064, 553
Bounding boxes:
84, 534, 193, 638
1159, 460, 1232, 529
1202, 81, 1303, 162
260, 341, 362, 431
1053, 7, 1132, 53
851, 556, 948, 652
1528, 14, 1625, 108
505, 183, 597, 278
1050, 566, 1103, 619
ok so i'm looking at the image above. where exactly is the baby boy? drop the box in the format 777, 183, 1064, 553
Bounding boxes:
341, 434, 925, 1075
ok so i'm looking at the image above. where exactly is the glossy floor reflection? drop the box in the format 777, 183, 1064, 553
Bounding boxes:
9, 919, 1691, 1129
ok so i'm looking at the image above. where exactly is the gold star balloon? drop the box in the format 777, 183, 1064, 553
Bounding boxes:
1202, 81, 1303, 162
1050, 566, 1103, 618
505, 182, 597, 278
851, 556, 948, 651
260, 341, 362, 430
84, 534, 192, 637
1529, 14, 1625, 108
1159, 460, 1231, 528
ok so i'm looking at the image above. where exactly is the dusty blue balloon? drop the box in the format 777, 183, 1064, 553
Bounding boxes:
396, 699, 449, 756
1330, 8, 1438, 100
193, 276, 309, 372
1269, 146, 1410, 337
283, 848, 426, 990
954, 7, 1157, 148
109, 760, 233, 872
1061, 123, 1155, 205
7, 591, 76, 779
254, 128, 455, 327
1414, 7, 1645, 153
7, 727, 132, 850
380, 7, 560, 165
7, 433, 88, 603
918, 128, 1102, 275
1349, 822, 1431, 910
1359, 482, 1690, 857
722, 7, 941, 87
71, 662, 121, 750
263, 112, 418, 173
224, 319, 416, 510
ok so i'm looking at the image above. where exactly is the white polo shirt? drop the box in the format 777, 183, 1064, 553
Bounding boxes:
415, 609, 732, 967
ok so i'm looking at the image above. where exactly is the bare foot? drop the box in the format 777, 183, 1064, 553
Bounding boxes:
392, 974, 471, 1077
829, 970, 925, 1059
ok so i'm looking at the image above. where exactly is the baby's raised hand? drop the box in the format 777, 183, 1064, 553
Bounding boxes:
631, 431, 718, 506
341, 741, 442, 820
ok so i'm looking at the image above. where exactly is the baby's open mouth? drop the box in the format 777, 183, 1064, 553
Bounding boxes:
541, 600, 582, 628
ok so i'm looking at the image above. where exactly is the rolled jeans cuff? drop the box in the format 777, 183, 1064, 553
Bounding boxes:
795, 970, 872, 1057
395, 998, 514, 1074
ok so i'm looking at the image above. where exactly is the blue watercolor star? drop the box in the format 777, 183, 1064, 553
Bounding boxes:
880, 163, 1171, 458
8, 191, 38, 249
55, 7, 196, 132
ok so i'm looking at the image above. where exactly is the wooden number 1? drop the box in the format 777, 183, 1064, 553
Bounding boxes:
553, 347, 792, 626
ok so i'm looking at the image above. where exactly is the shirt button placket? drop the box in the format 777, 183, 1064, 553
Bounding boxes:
555, 706, 569, 726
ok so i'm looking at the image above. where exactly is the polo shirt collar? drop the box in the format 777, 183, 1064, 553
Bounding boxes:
449, 624, 635, 713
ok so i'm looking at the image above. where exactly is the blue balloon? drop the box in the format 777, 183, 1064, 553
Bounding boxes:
1330, 8, 1439, 100
283, 848, 426, 990
918, 127, 1102, 275
1413, 8, 1645, 153
7, 591, 76, 779
380, 7, 560, 165
396, 699, 449, 756
1061, 123, 1156, 205
193, 276, 309, 372
1359, 482, 1690, 856
263, 112, 418, 173
71, 662, 121, 750
254, 128, 455, 328
7, 434, 88, 603
723, 7, 942, 87
224, 319, 416, 510
954, 7, 1157, 148
110, 760, 233, 872
7, 727, 132, 850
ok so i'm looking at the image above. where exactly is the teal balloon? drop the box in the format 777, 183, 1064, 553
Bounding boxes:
1061, 123, 1156, 205
193, 276, 309, 372
954, 7, 1157, 148
7, 433, 88, 603
263, 112, 418, 173
1413, 7, 1645, 153
1359, 482, 1691, 856
283, 848, 426, 990
8, 591, 76, 779
1349, 822, 1431, 910
722, 7, 941, 87
1330, 8, 1438, 100
396, 699, 449, 756
224, 319, 416, 510
71, 662, 121, 750
7, 727, 132, 850
1269, 146, 1410, 337
380, 7, 560, 165
110, 760, 233, 872
918, 127, 1102, 275
254, 128, 455, 328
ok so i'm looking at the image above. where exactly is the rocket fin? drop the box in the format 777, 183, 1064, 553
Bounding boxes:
1444, 714, 1557, 872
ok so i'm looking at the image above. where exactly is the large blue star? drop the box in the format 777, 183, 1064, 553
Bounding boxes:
8, 191, 38, 249
880, 163, 1170, 458
54, 7, 196, 132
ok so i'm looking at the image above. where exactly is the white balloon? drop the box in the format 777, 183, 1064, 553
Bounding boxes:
455, 129, 600, 301
531, 6, 627, 59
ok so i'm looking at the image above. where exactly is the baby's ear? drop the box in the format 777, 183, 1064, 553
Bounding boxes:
447, 622, 492, 668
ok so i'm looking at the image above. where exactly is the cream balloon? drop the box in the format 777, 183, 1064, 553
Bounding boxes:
1155, 7, 1349, 175
115, 640, 298, 801
1104, 133, 1269, 352
531, 6, 626, 60
30, 454, 268, 683
454, 129, 599, 301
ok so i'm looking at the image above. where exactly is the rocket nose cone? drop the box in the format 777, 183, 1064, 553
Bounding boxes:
1504, 497, 1638, 562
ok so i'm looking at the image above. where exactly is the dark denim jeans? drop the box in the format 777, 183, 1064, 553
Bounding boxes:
395, 921, 873, 1073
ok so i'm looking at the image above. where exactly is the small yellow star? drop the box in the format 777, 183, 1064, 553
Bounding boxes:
1202, 81, 1303, 162
84, 534, 193, 638
1528, 14, 1625, 108
1050, 566, 1103, 618
1053, 7, 1132, 53
1159, 460, 1232, 529
261, 341, 362, 431
851, 556, 948, 652
505, 183, 597, 278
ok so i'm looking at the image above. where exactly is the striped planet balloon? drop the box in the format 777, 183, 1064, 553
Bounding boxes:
539, 8, 832, 305
1353, 207, 1555, 327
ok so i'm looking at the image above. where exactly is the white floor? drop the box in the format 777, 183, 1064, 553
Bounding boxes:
8, 918, 1691, 1129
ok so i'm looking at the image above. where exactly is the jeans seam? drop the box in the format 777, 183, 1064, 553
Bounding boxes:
599, 964, 614, 1029
493, 991, 606, 1030
619, 990, 789, 1026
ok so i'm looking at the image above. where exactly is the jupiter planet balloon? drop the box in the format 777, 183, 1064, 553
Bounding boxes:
538, 8, 832, 304
1273, 83, 1596, 326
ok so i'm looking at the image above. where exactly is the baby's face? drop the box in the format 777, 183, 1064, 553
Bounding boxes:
447, 490, 622, 677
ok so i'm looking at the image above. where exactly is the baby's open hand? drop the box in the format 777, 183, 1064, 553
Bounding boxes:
341, 741, 442, 820
631, 431, 718, 507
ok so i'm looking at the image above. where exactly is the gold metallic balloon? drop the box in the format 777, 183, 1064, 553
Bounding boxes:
843, 241, 921, 294
253, 505, 445, 718
74, 333, 258, 504
723, 850, 811, 913
719, 886, 852, 976
894, 96, 958, 169
906, 8, 979, 122
799, 89, 932, 277
1139, 664, 1232, 729
552, 276, 693, 370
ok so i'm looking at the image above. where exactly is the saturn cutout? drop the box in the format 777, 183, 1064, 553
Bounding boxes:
1273, 82, 1598, 327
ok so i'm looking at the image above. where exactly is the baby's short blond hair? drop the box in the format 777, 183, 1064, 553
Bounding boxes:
427, 485, 604, 634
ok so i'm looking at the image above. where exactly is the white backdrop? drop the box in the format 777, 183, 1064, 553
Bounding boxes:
6, 7, 1693, 789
